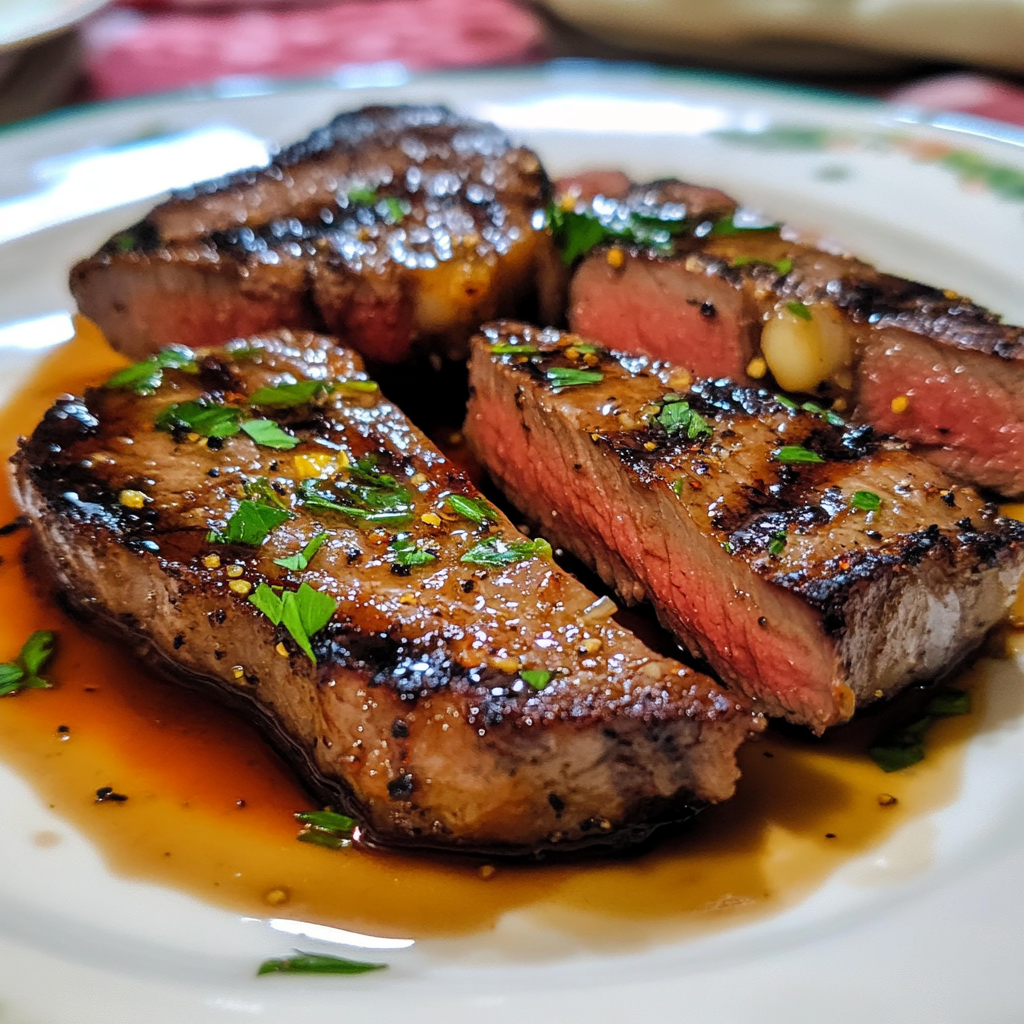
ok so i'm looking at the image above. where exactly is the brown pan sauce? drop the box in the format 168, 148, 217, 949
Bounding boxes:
0, 318, 1015, 951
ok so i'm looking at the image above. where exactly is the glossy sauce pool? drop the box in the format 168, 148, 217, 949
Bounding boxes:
0, 319, 1005, 952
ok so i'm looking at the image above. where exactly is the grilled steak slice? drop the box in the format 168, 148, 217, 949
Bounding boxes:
465, 321, 1024, 733
11, 329, 758, 855
71, 105, 564, 365
563, 178, 1024, 496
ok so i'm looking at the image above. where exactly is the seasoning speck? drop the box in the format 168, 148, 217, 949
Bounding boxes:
264, 888, 290, 907
877, 794, 898, 807
746, 356, 768, 379
421, 512, 442, 527
228, 579, 252, 595
606, 247, 624, 269
203, 554, 221, 569
478, 864, 497, 880
95, 786, 128, 803
891, 395, 909, 414
118, 489, 147, 509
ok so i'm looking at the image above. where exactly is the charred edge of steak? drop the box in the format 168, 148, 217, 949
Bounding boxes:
41, 543, 710, 859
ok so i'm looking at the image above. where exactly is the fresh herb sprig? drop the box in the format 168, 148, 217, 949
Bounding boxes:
390, 535, 436, 568
249, 582, 338, 664
155, 401, 243, 439
869, 688, 971, 772
257, 951, 386, 976
547, 202, 691, 265
208, 496, 293, 546
0, 631, 56, 697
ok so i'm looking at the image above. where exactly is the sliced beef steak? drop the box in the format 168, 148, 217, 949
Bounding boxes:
71, 105, 564, 365
465, 321, 1024, 733
11, 329, 758, 855
563, 178, 1024, 496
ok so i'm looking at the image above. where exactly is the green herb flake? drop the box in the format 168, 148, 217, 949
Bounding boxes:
208, 499, 293, 547
775, 445, 825, 465
850, 490, 882, 512
732, 255, 792, 275
656, 398, 712, 440
546, 202, 690, 265
346, 186, 378, 205
775, 395, 798, 411
241, 419, 300, 451
155, 400, 243, 439
297, 459, 414, 526
0, 630, 56, 697
382, 197, 408, 222
390, 535, 436, 568
547, 206, 613, 264
244, 476, 289, 509
491, 343, 540, 355
786, 301, 812, 321
570, 343, 599, 354
868, 688, 971, 772
671, 478, 685, 497
460, 537, 551, 567
249, 582, 338, 665
112, 232, 136, 253
274, 532, 328, 572
105, 347, 197, 395
520, 669, 552, 691
800, 401, 845, 427
257, 951, 386, 977
767, 531, 787, 555
711, 217, 781, 236
248, 380, 332, 408
446, 494, 496, 525
295, 808, 356, 849
336, 379, 379, 394
545, 367, 604, 390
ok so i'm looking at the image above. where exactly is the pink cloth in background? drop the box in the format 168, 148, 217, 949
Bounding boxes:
889, 73, 1024, 128
84, 0, 547, 100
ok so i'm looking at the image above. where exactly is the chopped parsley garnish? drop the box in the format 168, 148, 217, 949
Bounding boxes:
657, 396, 712, 439
775, 395, 799, 411
570, 343, 599, 354
248, 380, 333, 407
0, 631, 56, 698
711, 216, 781, 236
240, 419, 299, 451
446, 494, 496, 525
346, 186, 379, 205
732, 255, 793, 275
244, 476, 289, 509
257, 951, 386, 977
208, 498, 293, 546
786, 301, 812, 321
336, 379, 379, 394
491, 343, 539, 355
249, 581, 338, 664
850, 490, 882, 512
155, 400, 243, 439
869, 688, 971, 772
297, 458, 414, 526
460, 537, 551, 567
775, 445, 824, 465
799, 400, 845, 427
520, 669, 551, 691
390, 534, 436, 568
295, 809, 356, 849
381, 197, 408, 222
767, 531, 787, 555
105, 347, 197, 395
546, 202, 690, 265
274, 532, 327, 571
545, 367, 604, 390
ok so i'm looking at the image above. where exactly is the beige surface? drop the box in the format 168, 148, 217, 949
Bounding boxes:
537, 0, 1024, 73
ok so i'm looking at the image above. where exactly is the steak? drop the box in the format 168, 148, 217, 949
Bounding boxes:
11, 328, 758, 855
562, 177, 1024, 496
71, 105, 564, 365
465, 321, 1024, 733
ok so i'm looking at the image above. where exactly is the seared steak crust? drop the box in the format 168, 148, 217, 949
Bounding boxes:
566, 178, 1024, 494
12, 329, 757, 855
465, 321, 1024, 732
71, 105, 564, 365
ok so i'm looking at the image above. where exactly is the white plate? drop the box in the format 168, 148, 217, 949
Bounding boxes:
3, 63, 1024, 1024
0, 0, 110, 51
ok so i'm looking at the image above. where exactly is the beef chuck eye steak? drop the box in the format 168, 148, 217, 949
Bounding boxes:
465, 321, 1024, 733
561, 176, 1024, 496
11, 328, 759, 855
71, 105, 565, 366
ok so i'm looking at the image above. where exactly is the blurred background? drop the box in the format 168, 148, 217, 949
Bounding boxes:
5, 0, 1024, 129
